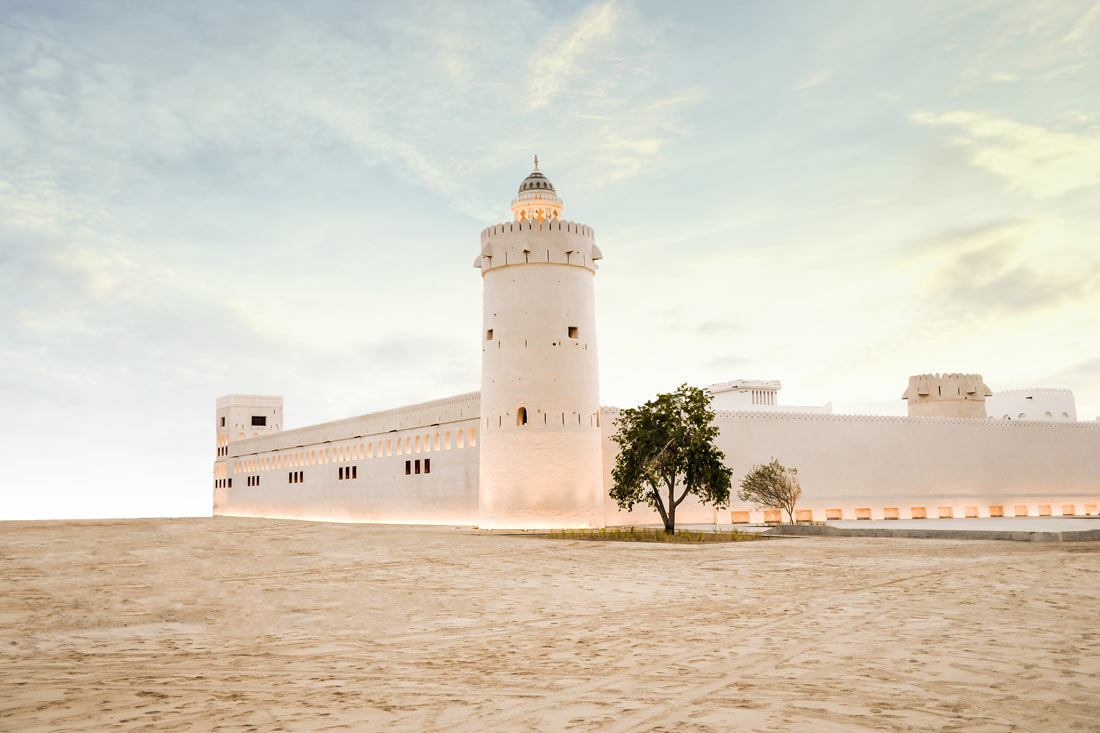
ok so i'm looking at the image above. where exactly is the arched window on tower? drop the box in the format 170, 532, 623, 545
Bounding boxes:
517, 406, 528, 426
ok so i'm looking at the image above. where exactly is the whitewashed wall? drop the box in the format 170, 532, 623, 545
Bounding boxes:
601, 408, 1100, 525
215, 393, 480, 525
988, 388, 1077, 422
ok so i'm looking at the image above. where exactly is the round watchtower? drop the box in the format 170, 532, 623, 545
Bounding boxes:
475, 159, 605, 529
902, 373, 992, 419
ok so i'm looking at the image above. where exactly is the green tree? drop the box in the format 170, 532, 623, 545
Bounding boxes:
738, 459, 802, 523
610, 384, 733, 535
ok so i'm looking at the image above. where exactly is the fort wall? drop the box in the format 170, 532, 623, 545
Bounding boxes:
214, 393, 481, 525
600, 408, 1100, 526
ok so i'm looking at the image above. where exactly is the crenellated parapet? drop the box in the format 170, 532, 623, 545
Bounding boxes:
474, 219, 603, 273
991, 388, 1073, 397
599, 405, 1100, 428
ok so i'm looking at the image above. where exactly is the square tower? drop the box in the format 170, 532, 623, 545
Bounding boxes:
216, 394, 284, 452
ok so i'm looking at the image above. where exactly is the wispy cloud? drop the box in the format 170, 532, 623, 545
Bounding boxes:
794, 68, 833, 91
526, 0, 622, 109
1063, 1, 1100, 43
912, 110, 1100, 197
918, 219, 1100, 315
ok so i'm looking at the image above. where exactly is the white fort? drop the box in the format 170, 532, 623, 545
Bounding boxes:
214, 161, 1100, 527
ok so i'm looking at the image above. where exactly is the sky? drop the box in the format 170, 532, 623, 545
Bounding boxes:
2, 0, 1098, 520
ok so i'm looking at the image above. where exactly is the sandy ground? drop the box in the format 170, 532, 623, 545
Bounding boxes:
2, 518, 1098, 732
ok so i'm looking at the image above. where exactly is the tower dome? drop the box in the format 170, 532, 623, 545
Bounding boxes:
518, 170, 556, 193
511, 155, 564, 222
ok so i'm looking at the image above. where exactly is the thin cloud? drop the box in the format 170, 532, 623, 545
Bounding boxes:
794, 68, 833, 91
923, 223, 1100, 315
912, 110, 1100, 197
1063, 1, 1100, 43
526, 0, 622, 109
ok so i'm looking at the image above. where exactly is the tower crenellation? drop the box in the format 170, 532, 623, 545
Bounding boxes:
475, 219, 601, 272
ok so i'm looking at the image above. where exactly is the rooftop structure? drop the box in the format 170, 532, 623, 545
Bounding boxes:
706, 379, 832, 413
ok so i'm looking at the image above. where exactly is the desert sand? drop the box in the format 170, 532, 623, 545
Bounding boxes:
2, 517, 1098, 731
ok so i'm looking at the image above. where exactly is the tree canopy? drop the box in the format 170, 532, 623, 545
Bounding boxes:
610, 384, 732, 534
738, 459, 802, 523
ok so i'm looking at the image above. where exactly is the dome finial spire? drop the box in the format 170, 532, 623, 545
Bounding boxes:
533, 154, 539, 170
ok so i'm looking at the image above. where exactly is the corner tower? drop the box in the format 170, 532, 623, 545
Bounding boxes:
475, 159, 605, 529
902, 373, 991, 418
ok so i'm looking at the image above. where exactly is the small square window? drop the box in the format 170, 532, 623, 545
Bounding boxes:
251, 415, 266, 426
486, 329, 494, 340
568, 326, 578, 339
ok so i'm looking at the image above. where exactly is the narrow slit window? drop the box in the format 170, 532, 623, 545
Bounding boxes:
424, 458, 430, 474
405, 460, 411, 475
352, 465, 357, 479
415, 459, 421, 474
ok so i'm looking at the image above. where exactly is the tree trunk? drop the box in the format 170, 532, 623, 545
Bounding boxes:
665, 480, 676, 535
650, 483, 671, 534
